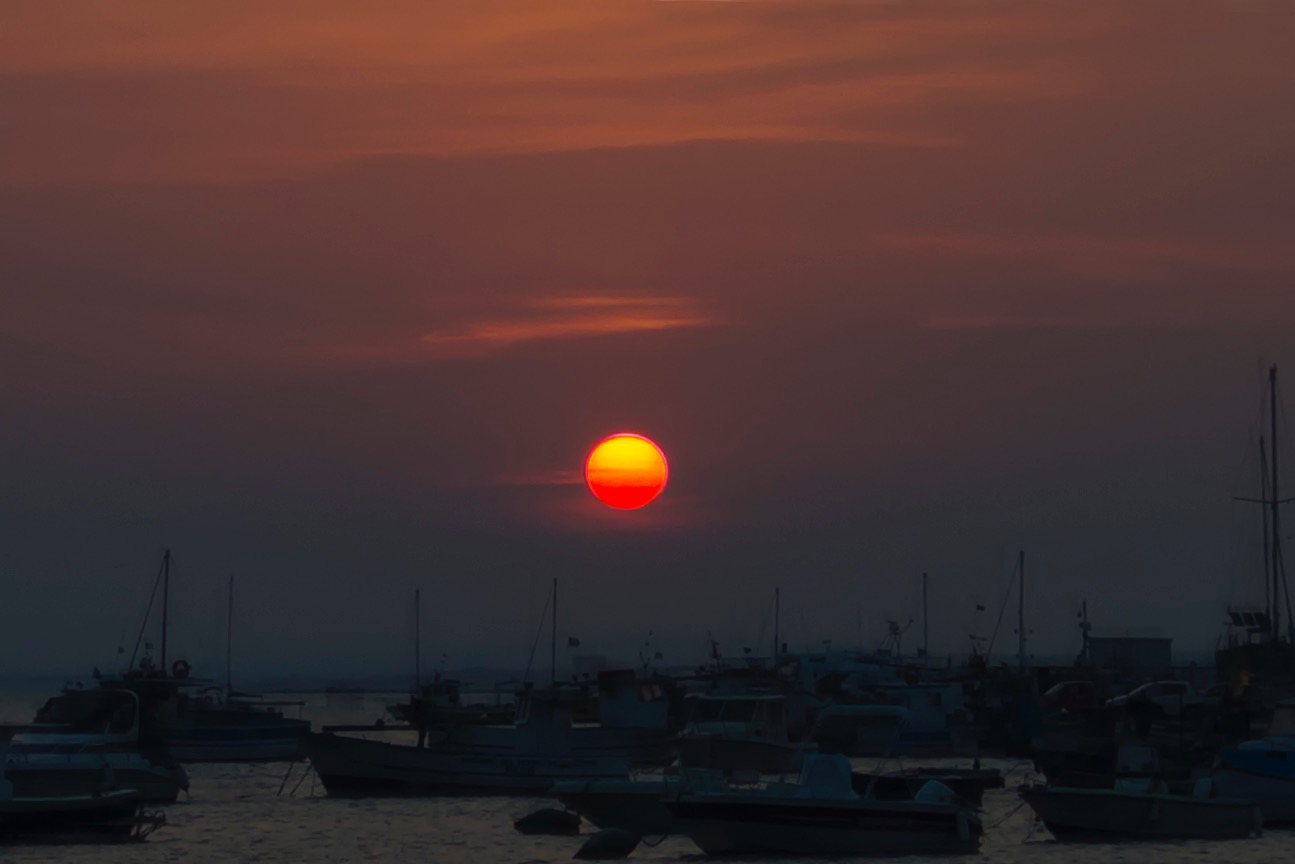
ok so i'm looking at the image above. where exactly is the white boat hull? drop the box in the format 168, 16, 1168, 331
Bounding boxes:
4, 753, 188, 804
1020, 785, 1261, 841
1212, 766, 1295, 825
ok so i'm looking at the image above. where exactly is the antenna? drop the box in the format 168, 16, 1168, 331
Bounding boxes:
160, 548, 171, 670
922, 572, 929, 660
414, 588, 421, 692
550, 578, 557, 687
128, 550, 169, 671
1270, 366, 1289, 641
226, 574, 234, 696
1017, 550, 1027, 674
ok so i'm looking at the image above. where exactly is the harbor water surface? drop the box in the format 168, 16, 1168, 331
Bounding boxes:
2, 690, 1292, 864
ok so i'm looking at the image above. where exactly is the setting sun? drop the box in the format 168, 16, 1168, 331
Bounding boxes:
585, 434, 669, 510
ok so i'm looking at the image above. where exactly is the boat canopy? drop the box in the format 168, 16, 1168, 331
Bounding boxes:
794, 754, 856, 799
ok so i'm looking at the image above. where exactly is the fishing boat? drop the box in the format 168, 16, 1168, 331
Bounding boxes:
1215, 365, 1295, 702
553, 761, 999, 841
78, 559, 311, 763
4, 688, 189, 803
0, 731, 165, 844
1214, 698, 1295, 824
811, 683, 977, 759
676, 693, 814, 775
665, 753, 981, 857
1020, 780, 1260, 841
1021, 743, 1261, 841
306, 728, 630, 796
385, 676, 515, 728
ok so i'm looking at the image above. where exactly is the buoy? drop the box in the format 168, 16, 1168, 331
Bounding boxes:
574, 828, 641, 859
513, 807, 581, 835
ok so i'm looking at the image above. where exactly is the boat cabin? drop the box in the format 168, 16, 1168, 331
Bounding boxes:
12, 689, 145, 750
595, 669, 674, 731
682, 694, 790, 740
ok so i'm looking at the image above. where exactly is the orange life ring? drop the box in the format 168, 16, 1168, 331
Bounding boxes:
172, 659, 192, 679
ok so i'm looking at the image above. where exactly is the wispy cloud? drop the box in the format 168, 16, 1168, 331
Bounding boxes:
871, 232, 1295, 283
421, 295, 719, 355
919, 315, 1109, 331
492, 469, 584, 487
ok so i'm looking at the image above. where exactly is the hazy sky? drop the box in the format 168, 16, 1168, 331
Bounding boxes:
3, 1, 1295, 681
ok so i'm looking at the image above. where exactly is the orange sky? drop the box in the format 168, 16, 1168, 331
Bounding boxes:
3, 1, 1295, 674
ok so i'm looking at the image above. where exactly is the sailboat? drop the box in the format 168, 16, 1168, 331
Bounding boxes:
1215, 365, 1295, 699
85, 554, 310, 763
1213, 366, 1295, 822
306, 579, 673, 796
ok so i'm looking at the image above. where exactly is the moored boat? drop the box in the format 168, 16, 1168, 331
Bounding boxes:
676, 693, 813, 775
1214, 698, 1295, 824
1019, 780, 1261, 841
111, 678, 310, 763
306, 730, 629, 796
0, 732, 165, 844
4, 689, 188, 804
665, 753, 981, 857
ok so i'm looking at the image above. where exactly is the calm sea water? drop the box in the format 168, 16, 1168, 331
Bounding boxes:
2, 690, 1293, 863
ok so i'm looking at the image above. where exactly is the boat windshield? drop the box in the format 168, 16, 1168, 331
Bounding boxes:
33, 691, 137, 735
689, 699, 771, 724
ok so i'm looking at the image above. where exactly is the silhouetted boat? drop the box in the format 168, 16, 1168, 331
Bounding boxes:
1214, 698, 1295, 824
4, 689, 188, 803
305, 730, 629, 796
105, 676, 310, 763
1022, 743, 1261, 841
676, 693, 813, 775
0, 731, 165, 844
80, 560, 311, 763
665, 754, 981, 857
1020, 781, 1260, 841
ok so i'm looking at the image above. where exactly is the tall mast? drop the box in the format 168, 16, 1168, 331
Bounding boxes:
226, 574, 234, 695
551, 578, 558, 687
414, 588, 421, 691
1017, 550, 1027, 674
1262, 437, 1273, 637
922, 572, 929, 661
1271, 365, 1284, 642
773, 587, 780, 660
161, 548, 170, 670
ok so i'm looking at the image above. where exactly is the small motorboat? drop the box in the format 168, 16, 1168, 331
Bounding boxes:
0, 735, 166, 844
5, 689, 188, 803
1214, 698, 1295, 824
665, 753, 981, 857
1021, 744, 1262, 841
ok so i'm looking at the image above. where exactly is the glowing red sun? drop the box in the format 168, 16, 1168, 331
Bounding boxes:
585, 434, 668, 510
